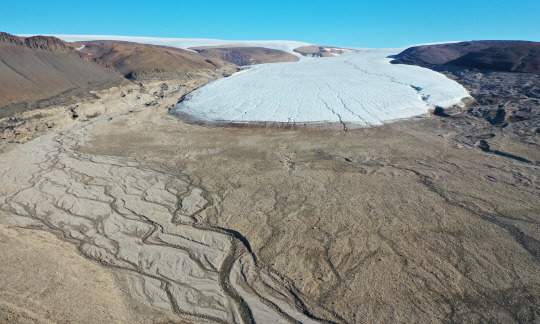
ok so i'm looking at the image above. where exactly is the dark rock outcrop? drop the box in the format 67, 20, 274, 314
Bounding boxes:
391, 40, 540, 74
0, 32, 75, 52
0, 32, 23, 45
448, 43, 540, 74
23, 35, 75, 52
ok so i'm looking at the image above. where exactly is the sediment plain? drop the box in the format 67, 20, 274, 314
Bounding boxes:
1, 44, 539, 323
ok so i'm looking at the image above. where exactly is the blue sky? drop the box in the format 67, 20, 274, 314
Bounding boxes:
1, 0, 538, 47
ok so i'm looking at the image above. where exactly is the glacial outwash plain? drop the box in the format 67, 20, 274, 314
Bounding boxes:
0, 32, 539, 323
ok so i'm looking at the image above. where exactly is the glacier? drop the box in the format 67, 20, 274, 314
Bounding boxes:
173, 49, 470, 127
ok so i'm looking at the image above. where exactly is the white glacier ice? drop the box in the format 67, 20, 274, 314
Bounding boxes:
173, 49, 470, 126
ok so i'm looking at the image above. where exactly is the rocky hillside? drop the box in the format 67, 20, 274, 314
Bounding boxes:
76, 41, 236, 80
392, 40, 540, 74
448, 43, 540, 74
189, 45, 299, 66
0, 32, 124, 116
0, 32, 75, 52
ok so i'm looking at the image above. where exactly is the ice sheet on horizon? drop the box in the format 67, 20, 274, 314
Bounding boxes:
29, 34, 312, 56
172, 49, 469, 126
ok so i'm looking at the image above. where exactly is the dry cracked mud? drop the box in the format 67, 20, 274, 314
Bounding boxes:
1, 69, 539, 323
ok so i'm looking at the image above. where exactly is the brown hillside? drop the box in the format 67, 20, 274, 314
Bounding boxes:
0, 32, 124, 114
189, 45, 299, 65
448, 43, 540, 74
76, 41, 236, 79
392, 40, 540, 74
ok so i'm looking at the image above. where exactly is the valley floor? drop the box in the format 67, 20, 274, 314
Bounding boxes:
0, 69, 539, 323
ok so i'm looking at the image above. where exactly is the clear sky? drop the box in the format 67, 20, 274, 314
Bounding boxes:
1, 0, 538, 47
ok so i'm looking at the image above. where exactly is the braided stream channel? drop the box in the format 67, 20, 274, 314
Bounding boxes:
0, 103, 328, 323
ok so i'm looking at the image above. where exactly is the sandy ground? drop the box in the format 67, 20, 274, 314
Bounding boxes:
0, 223, 183, 323
0, 69, 539, 323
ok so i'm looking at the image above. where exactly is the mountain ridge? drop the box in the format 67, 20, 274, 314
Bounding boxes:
391, 40, 540, 74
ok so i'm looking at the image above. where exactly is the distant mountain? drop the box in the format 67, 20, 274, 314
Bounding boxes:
0, 32, 124, 113
189, 46, 298, 66
392, 40, 540, 74
75, 41, 236, 80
